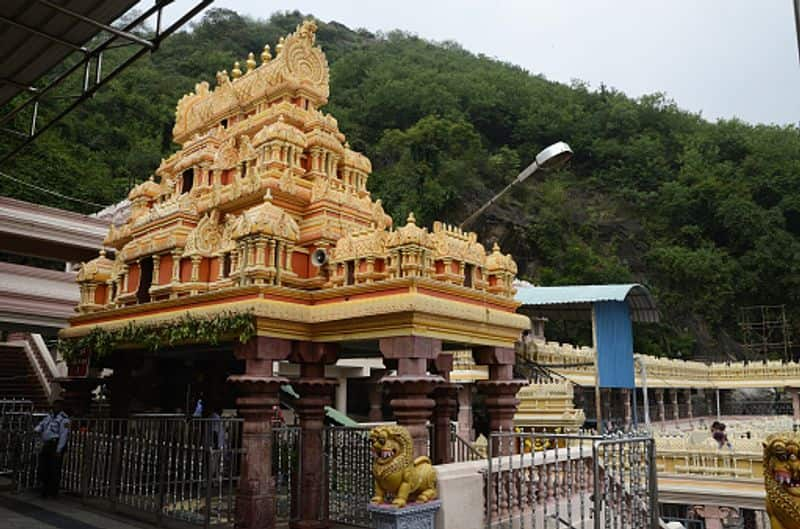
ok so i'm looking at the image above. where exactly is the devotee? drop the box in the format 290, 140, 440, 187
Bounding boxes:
711, 421, 732, 449
34, 398, 70, 498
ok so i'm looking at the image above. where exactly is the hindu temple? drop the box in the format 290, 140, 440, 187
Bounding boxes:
60, 20, 528, 529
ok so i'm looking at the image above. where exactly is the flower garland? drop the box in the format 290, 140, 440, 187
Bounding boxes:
57, 311, 256, 363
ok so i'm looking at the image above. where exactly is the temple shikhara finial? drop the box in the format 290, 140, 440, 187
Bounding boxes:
74, 18, 521, 329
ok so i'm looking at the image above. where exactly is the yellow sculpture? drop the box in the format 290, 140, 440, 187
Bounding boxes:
764, 433, 800, 529
369, 425, 437, 508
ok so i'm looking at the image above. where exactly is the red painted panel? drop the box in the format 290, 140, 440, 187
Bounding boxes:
292, 251, 309, 278
209, 257, 220, 282
127, 263, 140, 293
180, 259, 192, 283
159, 255, 172, 285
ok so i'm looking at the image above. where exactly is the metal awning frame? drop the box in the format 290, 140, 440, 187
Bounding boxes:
0, 0, 213, 165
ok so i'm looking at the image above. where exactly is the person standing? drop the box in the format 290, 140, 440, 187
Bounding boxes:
34, 399, 70, 498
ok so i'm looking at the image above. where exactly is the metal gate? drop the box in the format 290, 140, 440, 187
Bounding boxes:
485, 431, 658, 529
272, 425, 374, 527
10, 416, 244, 527
325, 426, 373, 527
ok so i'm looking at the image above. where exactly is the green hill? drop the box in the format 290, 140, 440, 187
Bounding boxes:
3, 9, 800, 360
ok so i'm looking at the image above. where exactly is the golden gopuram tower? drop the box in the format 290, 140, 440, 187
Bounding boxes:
62, 20, 529, 528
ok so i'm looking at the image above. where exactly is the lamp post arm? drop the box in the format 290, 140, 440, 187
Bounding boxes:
459, 161, 539, 230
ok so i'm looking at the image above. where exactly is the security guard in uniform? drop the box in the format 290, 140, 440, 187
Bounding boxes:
34, 398, 70, 498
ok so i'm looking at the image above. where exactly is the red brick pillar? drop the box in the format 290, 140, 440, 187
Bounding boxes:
367, 381, 383, 422
431, 353, 459, 465
289, 342, 338, 529
228, 337, 290, 529
380, 337, 443, 458
457, 385, 474, 441
474, 346, 525, 436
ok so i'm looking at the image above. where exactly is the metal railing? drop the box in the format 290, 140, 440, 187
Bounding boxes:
15, 416, 243, 527
273, 425, 299, 522
326, 426, 373, 527
451, 422, 483, 463
0, 401, 35, 477
269, 424, 376, 527
485, 430, 658, 529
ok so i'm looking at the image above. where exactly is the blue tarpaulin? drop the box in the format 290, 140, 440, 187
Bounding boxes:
594, 301, 635, 389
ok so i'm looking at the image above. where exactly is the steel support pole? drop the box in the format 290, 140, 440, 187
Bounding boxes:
592, 306, 603, 434
641, 360, 650, 427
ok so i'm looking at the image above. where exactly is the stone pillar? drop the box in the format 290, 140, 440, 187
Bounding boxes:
621, 388, 632, 429
684, 388, 694, 420
789, 387, 800, 423
654, 388, 665, 423
367, 381, 383, 422
289, 341, 338, 529
334, 377, 347, 414
704, 388, 716, 418
474, 346, 526, 450
228, 337, 290, 529
109, 353, 137, 418
671, 388, 680, 421
431, 353, 459, 465
601, 388, 613, 430
380, 337, 443, 457
456, 385, 474, 441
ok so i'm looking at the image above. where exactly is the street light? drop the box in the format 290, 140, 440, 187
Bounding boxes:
459, 141, 573, 230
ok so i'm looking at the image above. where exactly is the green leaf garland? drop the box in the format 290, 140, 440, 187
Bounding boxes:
57, 311, 256, 364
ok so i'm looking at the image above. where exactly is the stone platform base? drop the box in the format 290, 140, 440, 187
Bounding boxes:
367, 500, 441, 529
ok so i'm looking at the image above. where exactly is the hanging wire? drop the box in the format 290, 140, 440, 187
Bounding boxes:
0, 170, 110, 209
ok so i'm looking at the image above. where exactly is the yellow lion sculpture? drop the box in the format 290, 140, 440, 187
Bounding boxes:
764, 433, 800, 529
369, 425, 437, 508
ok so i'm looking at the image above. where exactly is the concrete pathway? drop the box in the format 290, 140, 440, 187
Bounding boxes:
0, 493, 154, 529
0, 491, 359, 529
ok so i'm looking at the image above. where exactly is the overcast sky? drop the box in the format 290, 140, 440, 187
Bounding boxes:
155, 0, 800, 126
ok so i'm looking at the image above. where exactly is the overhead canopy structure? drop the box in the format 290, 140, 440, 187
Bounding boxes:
0, 0, 212, 164
516, 283, 659, 393
515, 283, 660, 323
1, 1, 138, 107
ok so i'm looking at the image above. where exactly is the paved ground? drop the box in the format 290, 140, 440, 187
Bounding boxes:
0, 493, 154, 529
0, 490, 356, 529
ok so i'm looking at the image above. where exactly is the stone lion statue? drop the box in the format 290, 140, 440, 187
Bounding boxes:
369, 425, 437, 508
764, 432, 800, 529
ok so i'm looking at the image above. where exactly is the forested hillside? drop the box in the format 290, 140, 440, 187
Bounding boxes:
3, 9, 800, 360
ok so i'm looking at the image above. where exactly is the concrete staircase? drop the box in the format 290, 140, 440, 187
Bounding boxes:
0, 342, 50, 409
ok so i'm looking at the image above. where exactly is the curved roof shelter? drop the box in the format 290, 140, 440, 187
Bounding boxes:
515, 283, 659, 323
0, 0, 212, 164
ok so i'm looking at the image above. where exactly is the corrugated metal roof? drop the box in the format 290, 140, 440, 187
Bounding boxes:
0, 0, 140, 107
514, 283, 659, 323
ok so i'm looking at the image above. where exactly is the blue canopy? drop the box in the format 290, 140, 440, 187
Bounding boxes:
515, 283, 659, 389
514, 283, 659, 323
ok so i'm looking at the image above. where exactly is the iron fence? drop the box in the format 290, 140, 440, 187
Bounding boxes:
451, 422, 483, 463
326, 426, 373, 527
0, 404, 35, 477
273, 425, 299, 522
485, 430, 658, 529
14, 416, 243, 527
